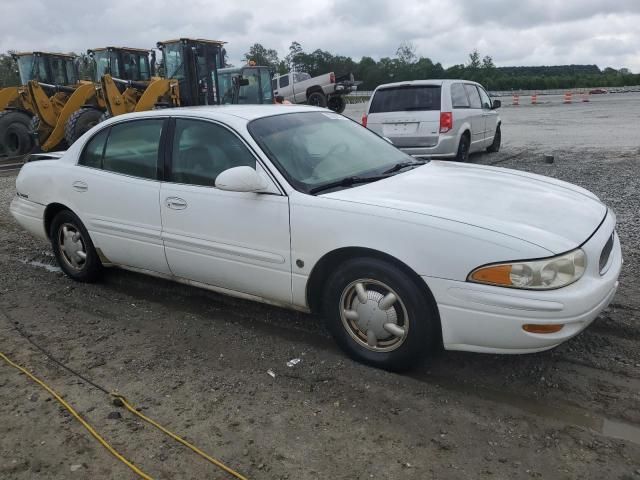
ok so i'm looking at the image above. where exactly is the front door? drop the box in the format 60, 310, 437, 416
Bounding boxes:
477, 86, 499, 147
159, 117, 292, 304
463, 84, 485, 151
72, 118, 171, 274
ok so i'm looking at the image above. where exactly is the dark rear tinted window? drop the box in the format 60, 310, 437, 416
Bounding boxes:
370, 85, 441, 113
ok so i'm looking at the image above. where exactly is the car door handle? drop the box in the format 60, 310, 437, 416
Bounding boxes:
72, 181, 88, 192
166, 197, 187, 210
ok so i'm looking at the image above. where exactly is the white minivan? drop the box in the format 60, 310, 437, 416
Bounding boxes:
362, 80, 501, 162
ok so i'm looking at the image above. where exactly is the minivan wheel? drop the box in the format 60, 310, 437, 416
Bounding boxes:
322, 257, 440, 371
454, 133, 470, 162
50, 210, 102, 282
487, 125, 501, 153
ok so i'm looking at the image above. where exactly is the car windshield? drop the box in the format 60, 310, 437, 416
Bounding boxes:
370, 85, 441, 113
248, 112, 418, 194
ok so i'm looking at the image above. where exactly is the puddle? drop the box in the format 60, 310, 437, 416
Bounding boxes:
20, 259, 61, 273
411, 374, 640, 446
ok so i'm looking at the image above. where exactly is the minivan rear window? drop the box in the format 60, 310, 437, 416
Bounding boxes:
369, 85, 441, 113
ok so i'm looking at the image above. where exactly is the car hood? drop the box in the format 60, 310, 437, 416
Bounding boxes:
323, 161, 607, 254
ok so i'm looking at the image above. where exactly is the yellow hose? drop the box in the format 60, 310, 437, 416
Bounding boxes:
0, 351, 153, 479
112, 394, 249, 480
1, 350, 249, 480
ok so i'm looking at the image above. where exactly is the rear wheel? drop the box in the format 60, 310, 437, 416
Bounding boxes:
454, 133, 470, 162
486, 125, 501, 153
327, 96, 346, 113
64, 108, 103, 146
50, 210, 102, 282
322, 257, 440, 371
0, 110, 33, 156
307, 91, 327, 108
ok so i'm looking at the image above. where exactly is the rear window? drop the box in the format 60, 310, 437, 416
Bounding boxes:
369, 85, 441, 113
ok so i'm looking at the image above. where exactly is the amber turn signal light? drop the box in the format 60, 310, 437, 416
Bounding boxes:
522, 324, 564, 334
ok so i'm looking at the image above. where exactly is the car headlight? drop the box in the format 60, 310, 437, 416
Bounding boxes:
468, 249, 586, 290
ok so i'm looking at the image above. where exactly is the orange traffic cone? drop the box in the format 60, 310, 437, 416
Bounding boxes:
512, 94, 520, 106
563, 92, 573, 104
531, 93, 538, 105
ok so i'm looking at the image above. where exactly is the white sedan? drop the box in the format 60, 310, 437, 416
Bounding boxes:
10, 105, 622, 371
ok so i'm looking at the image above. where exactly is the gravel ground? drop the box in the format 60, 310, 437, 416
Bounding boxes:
1, 99, 639, 479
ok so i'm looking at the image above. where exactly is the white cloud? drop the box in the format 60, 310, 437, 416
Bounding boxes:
1, 0, 638, 71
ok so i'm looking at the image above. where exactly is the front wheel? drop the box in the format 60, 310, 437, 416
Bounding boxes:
50, 210, 102, 282
307, 92, 327, 108
327, 96, 346, 113
322, 258, 440, 371
486, 125, 501, 153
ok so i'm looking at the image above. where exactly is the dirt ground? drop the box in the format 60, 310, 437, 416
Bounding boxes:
1, 98, 639, 479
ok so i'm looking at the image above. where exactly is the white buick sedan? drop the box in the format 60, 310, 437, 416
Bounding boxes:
10, 105, 622, 370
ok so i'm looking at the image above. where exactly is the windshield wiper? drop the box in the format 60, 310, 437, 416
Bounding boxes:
383, 159, 427, 174
309, 175, 390, 195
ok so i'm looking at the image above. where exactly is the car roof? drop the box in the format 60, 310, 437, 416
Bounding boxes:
104, 104, 328, 122
374, 79, 482, 90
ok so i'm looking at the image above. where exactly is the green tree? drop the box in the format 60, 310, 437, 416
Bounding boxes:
285, 41, 305, 72
0, 52, 20, 87
396, 41, 417, 64
244, 43, 280, 70
467, 49, 481, 70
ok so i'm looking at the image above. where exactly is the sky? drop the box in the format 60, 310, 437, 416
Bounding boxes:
1, 0, 639, 72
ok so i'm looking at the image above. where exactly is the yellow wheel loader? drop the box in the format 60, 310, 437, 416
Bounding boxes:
100, 39, 274, 119
0, 52, 78, 156
63, 47, 153, 146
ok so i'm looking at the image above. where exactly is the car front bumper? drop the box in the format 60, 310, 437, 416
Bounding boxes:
425, 212, 622, 354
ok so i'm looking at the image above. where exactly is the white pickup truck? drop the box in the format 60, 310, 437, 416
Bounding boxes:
271, 71, 360, 113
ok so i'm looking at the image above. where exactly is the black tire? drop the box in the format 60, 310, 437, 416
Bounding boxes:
0, 110, 34, 156
454, 133, 470, 162
486, 124, 501, 153
50, 210, 102, 283
327, 96, 346, 113
322, 257, 440, 371
307, 91, 327, 108
64, 108, 103, 146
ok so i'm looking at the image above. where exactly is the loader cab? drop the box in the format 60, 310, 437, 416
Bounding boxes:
218, 65, 274, 105
88, 47, 152, 82
12, 52, 78, 86
157, 38, 225, 106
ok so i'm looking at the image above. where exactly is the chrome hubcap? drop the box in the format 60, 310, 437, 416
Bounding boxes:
58, 223, 87, 270
340, 279, 408, 352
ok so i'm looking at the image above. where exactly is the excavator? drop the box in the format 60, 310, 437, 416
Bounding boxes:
99, 38, 274, 120
0, 51, 78, 156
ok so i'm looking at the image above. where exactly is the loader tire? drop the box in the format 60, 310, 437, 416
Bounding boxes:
64, 108, 103, 146
0, 110, 33, 157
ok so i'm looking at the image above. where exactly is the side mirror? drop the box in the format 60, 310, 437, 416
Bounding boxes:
215, 166, 269, 193
492, 99, 501, 109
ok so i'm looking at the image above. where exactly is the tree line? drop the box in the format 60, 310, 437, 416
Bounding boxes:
2, 42, 639, 91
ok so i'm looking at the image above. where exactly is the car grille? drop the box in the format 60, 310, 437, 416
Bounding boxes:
599, 232, 615, 274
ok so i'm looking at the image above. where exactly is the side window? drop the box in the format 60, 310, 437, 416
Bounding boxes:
279, 75, 290, 88
451, 83, 470, 108
170, 119, 256, 187
478, 87, 492, 109
464, 84, 482, 109
79, 128, 109, 168
272, 78, 277, 90
102, 120, 163, 180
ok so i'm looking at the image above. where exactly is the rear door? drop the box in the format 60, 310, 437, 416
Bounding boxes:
463, 84, 485, 151
366, 85, 441, 148
71, 118, 171, 274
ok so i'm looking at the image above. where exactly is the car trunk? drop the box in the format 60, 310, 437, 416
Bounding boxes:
367, 85, 441, 148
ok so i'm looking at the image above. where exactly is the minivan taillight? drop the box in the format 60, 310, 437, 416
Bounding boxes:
361, 113, 368, 127
330, 72, 336, 83
439, 112, 453, 133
